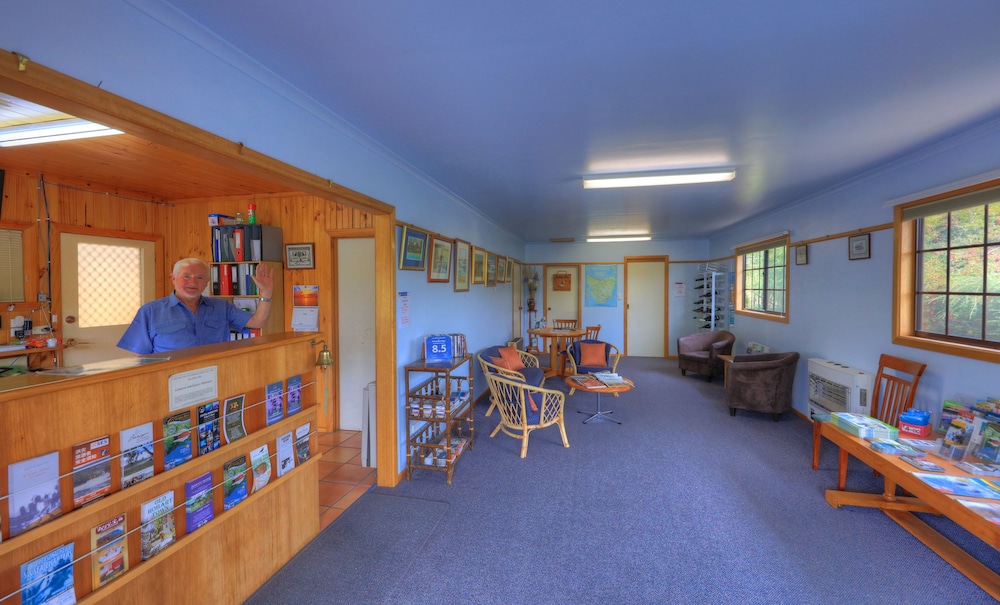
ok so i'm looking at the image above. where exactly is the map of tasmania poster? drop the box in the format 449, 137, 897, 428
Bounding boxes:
585, 265, 618, 307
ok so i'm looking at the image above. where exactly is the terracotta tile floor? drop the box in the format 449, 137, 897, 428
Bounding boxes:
317, 430, 376, 530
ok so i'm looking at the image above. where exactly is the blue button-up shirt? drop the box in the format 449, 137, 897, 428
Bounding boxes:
117, 293, 252, 354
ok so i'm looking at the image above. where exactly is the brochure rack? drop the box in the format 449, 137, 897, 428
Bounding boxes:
405, 355, 474, 484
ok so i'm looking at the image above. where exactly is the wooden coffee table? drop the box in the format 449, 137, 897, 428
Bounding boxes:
565, 375, 634, 424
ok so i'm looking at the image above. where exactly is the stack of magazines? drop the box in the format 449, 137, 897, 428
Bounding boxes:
592, 372, 631, 387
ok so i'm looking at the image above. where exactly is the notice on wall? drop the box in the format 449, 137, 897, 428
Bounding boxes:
169, 366, 218, 411
673, 282, 686, 297
398, 291, 410, 327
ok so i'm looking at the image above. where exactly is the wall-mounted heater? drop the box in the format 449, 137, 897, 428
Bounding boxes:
807, 358, 875, 420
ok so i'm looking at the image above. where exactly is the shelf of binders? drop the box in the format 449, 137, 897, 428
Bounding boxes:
209, 223, 285, 336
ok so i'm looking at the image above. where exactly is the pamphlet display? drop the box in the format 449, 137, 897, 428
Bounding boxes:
91, 514, 128, 588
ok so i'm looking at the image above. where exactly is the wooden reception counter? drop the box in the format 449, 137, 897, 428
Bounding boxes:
0, 333, 320, 604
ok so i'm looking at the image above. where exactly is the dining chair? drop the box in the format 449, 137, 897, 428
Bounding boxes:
812, 353, 927, 470
585, 325, 601, 340
551, 319, 578, 375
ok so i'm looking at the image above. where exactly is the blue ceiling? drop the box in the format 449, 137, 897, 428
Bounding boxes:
163, 1, 1000, 243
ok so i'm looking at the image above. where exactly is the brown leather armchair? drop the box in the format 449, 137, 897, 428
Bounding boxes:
677, 330, 735, 382
725, 352, 800, 421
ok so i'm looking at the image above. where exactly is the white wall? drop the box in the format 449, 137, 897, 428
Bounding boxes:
709, 119, 1000, 420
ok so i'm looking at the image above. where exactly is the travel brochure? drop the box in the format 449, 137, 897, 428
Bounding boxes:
184, 472, 215, 533
140, 491, 175, 560
20, 542, 75, 605
162, 411, 193, 471
71, 435, 112, 508
265, 380, 284, 426
8, 451, 62, 538
197, 401, 221, 455
914, 473, 1000, 500
120, 422, 154, 489
224, 394, 248, 444
91, 514, 128, 588
223, 455, 249, 510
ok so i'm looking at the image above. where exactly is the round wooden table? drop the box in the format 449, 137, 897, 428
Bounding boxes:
527, 326, 586, 377
564, 375, 634, 424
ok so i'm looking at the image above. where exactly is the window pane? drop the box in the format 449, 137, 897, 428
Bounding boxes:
989, 246, 1000, 294
917, 250, 947, 292
951, 206, 985, 247
989, 202, 1000, 245
920, 213, 949, 250
917, 294, 946, 334
78, 243, 143, 328
948, 294, 983, 339
988, 297, 1000, 343
949, 248, 984, 293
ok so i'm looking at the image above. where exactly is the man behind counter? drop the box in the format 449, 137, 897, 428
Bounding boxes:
118, 258, 274, 355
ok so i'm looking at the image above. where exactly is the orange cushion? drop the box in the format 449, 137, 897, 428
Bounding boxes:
496, 346, 525, 370
579, 342, 607, 367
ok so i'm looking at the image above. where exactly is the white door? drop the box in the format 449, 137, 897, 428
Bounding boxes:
337, 238, 375, 431
543, 264, 579, 325
60, 233, 156, 365
625, 257, 666, 357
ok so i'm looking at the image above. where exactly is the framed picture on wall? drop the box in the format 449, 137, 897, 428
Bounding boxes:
496, 256, 507, 283
848, 233, 870, 260
795, 245, 808, 265
285, 243, 314, 269
453, 239, 470, 292
472, 246, 486, 284
399, 225, 429, 270
506, 258, 515, 283
486, 252, 497, 287
427, 236, 453, 283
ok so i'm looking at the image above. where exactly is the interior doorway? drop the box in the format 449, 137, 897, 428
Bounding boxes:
624, 256, 667, 357
543, 264, 580, 326
336, 238, 376, 433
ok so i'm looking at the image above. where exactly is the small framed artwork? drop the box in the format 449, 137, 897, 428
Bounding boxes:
496, 256, 507, 283
428, 235, 453, 283
486, 252, 498, 287
285, 243, 315, 269
795, 245, 808, 265
472, 246, 486, 284
506, 258, 515, 283
848, 233, 870, 260
399, 225, 429, 271
453, 239, 470, 292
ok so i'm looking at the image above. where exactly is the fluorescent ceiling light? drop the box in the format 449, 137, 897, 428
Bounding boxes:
0, 118, 123, 147
586, 236, 652, 243
583, 169, 735, 189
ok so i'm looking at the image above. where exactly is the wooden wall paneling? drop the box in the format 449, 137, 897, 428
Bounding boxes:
0, 334, 319, 603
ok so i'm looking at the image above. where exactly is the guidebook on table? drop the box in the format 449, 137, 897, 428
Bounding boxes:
571, 375, 606, 389
913, 473, 1000, 500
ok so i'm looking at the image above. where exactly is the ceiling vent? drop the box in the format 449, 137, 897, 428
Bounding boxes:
549, 237, 574, 243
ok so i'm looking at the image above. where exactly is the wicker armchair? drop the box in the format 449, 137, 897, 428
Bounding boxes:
477, 345, 544, 416
484, 372, 569, 458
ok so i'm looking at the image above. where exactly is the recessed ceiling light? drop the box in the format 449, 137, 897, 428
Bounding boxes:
583, 169, 735, 189
586, 236, 652, 243
0, 118, 123, 147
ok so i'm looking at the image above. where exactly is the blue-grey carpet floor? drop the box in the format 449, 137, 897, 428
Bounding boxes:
246, 356, 1000, 604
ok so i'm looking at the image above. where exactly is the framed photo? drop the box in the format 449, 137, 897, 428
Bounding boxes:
427, 235, 453, 283
506, 258, 515, 283
486, 252, 497, 287
496, 256, 507, 283
453, 239, 470, 292
848, 233, 870, 260
795, 245, 808, 265
399, 225, 429, 270
472, 247, 486, 284
285, 243, 314, 269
